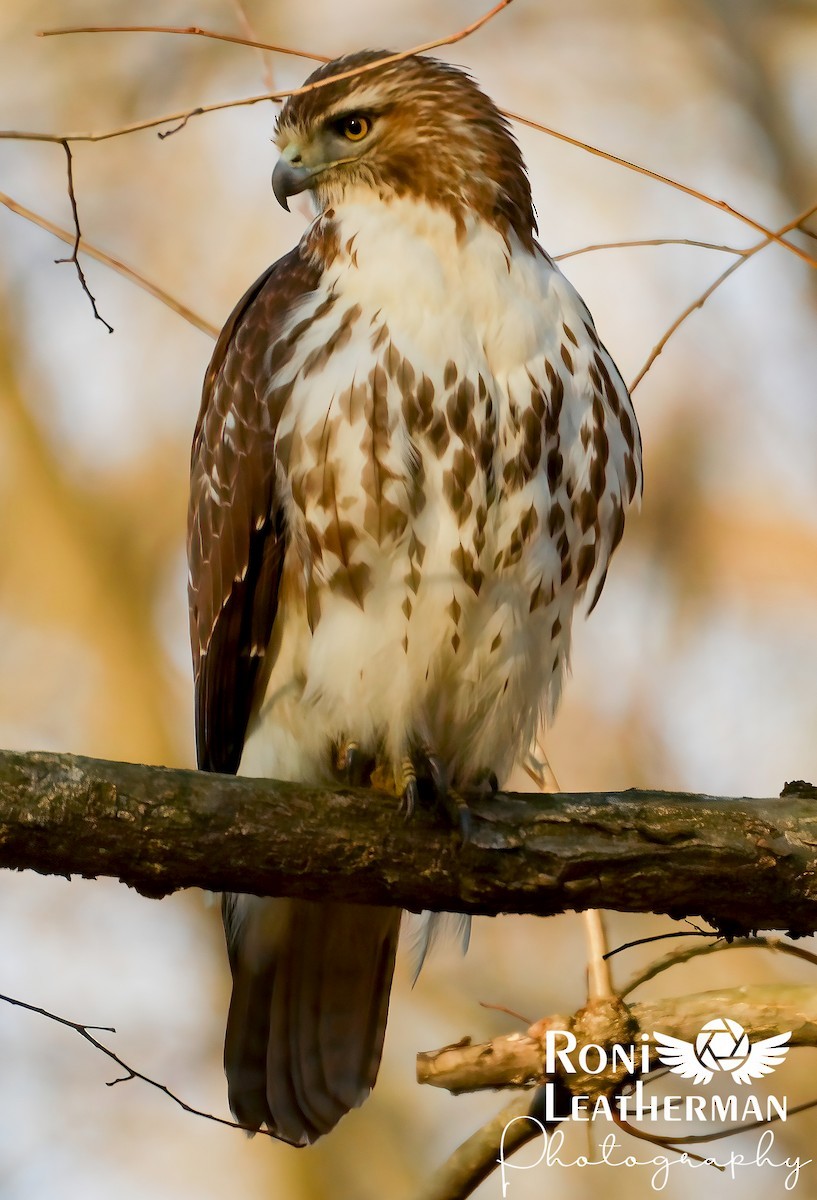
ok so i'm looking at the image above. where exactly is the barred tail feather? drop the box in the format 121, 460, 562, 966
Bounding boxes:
223, 894, 400, 1145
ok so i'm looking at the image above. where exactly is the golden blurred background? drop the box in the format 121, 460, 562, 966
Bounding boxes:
1, 1, 817, 1197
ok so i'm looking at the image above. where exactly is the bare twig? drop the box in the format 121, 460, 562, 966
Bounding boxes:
413, 1092, 562, 1200
0, 991, 272, 1137
39, 1, 511, 64
505, 109, 817, 272
622, 935, 817, 997
7, 6, 817, 285
415, 1094, 566, 1200
54, 141, 113, 332
3, 2, 512, 147
478, 1000, 532, 1024
610, 1109, 724, 1170
0, 190, 218, 337
0, 96, 281, 143
603, 924, 718, 962
630, 198, 817, 390
616, 1094, 817, 1147
553, 237, 746, 261
38, 23, 330, 64
22, 18, 817, 280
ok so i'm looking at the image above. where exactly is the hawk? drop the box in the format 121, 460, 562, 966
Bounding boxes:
187, 50, 642, 1146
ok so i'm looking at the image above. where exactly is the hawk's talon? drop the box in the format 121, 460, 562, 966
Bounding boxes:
425, 752, 447, 800
393, 746, 474, 840
398, 755, 419, 819
443, 789, 473, 845
400, 778, 419, 820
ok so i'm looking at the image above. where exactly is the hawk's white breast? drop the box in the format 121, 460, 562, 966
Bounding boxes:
239, 195, 640, 787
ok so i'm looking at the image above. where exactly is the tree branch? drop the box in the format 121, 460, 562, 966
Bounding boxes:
416, 984, 817, 1095
54, 141, 113, 332
37, 24, 330, 64
0, 991, 271, 1137
1, 749, 817, 935
0, 190, 218, 337
629, 199, 817, 390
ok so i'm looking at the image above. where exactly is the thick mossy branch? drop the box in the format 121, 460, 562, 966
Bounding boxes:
0, 749, 816, 933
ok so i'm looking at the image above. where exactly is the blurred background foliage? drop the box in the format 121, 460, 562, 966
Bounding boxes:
1, 1, 817, 1197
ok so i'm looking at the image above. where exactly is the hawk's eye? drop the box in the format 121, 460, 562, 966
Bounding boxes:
336, 114, 371, 142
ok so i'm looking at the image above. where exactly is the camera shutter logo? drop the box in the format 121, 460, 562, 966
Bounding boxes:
654, 1018, 790, 1085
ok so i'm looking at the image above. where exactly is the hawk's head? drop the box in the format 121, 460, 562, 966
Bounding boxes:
273, 51, 535, 244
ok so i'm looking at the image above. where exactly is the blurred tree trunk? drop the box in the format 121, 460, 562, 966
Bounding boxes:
0, 291, 182, 764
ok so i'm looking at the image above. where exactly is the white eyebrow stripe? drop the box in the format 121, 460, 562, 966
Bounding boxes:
322, 87, 391, 119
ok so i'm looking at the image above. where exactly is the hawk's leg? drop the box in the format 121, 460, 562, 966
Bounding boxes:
393, 746, 446, 820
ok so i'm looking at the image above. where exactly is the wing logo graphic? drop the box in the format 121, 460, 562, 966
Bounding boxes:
654, 1018, 790, 1085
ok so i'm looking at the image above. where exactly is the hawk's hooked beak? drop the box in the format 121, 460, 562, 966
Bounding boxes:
272, 143, 321, 212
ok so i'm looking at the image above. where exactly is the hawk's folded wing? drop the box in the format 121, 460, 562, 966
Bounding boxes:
188, 246, 319, 773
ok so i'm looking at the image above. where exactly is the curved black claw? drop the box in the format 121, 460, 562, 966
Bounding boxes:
397, 754, 420, 820
396, 747, 472, 841
443, 789, 473, 845
400, 778, 420, 820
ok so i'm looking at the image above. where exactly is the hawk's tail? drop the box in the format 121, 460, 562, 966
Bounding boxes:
222, 894, 401, 1145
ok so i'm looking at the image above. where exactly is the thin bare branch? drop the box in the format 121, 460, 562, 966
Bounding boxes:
39, 1, 512, 63
610, 1109, 724, 1170
413, 1093, 556, 1200
0, 991, 272, 1137
553, 237, 747, 261
629, 199, 817, 391
0, 94, 281, 143
8, 5, 817, 282
0, 191, 218, 337
7, 2, 513, 144
478, 1000, 532, 1025
38, 23, 329, 64
603, 925, 717, 962
616, 1089, 817, 1148
622, 935, 817, 998
54, 141, 113, 332
505, 109, 817, 272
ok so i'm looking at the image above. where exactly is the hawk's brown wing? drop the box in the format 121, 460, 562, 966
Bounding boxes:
188, 246, 320, 774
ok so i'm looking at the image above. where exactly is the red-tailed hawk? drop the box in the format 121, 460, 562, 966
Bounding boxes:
187, 50, 642, 1146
